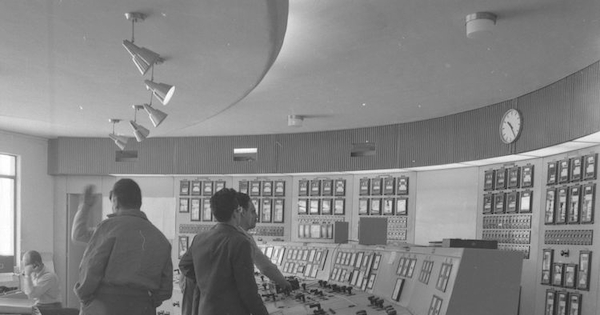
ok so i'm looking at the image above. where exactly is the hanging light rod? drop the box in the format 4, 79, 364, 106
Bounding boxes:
122, 11, 164, 75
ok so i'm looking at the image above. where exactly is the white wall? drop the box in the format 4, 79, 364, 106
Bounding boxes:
414, 167, 479, 245
0, 130, 53, 260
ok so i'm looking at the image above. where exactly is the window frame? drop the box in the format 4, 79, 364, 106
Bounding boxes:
0, 153, 17, 273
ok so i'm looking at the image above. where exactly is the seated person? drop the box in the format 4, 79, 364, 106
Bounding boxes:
21, 250, 62, 312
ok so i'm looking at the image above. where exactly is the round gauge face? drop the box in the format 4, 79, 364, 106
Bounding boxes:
499, 109, 522, 144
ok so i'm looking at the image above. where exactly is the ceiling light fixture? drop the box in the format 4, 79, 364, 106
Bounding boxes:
287, 115, 304, 127
123, 12, 164, 75
145, 79, 175, 105
465, 12, 497, 39
108, 118, 129, 150
143, 103, 168, 127
130, 105, 150, 142
123, 40, 163, 75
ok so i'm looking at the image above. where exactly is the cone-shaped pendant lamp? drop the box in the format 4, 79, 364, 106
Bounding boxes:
109, 133, 129, 150
129, 120, 150, 142
143, 103, 168, 127
123, 40, 161, 75
145, 79, 175, 105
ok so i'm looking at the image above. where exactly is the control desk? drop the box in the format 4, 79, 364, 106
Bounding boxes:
258, 275, 411, 315
255, 242, 523, 315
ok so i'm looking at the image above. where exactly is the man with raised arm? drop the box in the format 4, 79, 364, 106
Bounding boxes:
73, 179, 173, 315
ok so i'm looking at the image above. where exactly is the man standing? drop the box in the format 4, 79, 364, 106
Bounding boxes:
235, 192, 291, 291
180, 192, 291, 315
74, 179, 173, 315
179, 188, 268, 315
21, 250, 62, 312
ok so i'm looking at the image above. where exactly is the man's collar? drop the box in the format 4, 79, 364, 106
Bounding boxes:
216, 221, 237, 228
107, 209, 148, 220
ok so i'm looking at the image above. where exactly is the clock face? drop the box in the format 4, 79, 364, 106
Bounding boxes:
500, 109, 522, 144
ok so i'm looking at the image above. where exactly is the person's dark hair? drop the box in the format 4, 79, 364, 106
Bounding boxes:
25, 250, 42, 266
211, 188, 239, 222
111, 178, 142, 209
235, 192, 251, 211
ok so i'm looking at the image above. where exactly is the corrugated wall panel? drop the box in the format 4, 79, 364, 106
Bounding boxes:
48, 138, 116, 175
273, 125, 398, 173
274, 131, 349, 173
48, 138, 177, 175
569, 63, 600, 137
516, 75, 573, 152
172, 135, 276, 174
400, 117, 455, 167
48, 62, 600, 175
395, 122, 421, 168
113, 138, 175, 174
451, 101, 514, 162
346, 125, 398, 171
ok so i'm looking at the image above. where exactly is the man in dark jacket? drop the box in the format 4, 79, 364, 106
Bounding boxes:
179, 188, 268, 315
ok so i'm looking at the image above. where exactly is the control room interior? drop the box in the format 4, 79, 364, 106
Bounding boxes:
1, 0, 600, 314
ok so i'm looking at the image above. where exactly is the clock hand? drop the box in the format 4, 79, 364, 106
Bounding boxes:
507, 122, 516, 137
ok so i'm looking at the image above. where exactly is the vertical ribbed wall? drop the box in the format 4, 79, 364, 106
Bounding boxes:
516, 77, 573, 151
272, 125, 399, 173
397, 100, 514, 167
172, 135, 277, 174
48, 62, 600, 175
569, 64, 600, 137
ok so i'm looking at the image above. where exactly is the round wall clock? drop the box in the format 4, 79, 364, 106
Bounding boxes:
499, 109, 522, 144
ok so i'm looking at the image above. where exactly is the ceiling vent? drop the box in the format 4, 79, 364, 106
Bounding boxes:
116, 150, 139, 162
234, 148, 258, 162
351, 143, 376, 157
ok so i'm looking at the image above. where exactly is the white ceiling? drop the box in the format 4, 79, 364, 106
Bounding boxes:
1, 0, 600, 139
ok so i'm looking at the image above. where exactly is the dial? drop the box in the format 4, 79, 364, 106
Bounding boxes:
499, 109, 522, 144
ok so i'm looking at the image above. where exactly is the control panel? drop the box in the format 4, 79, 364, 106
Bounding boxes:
256, 242, 523, 315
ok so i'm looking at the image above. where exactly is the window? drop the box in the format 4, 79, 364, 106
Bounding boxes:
0, 154, 16, 273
